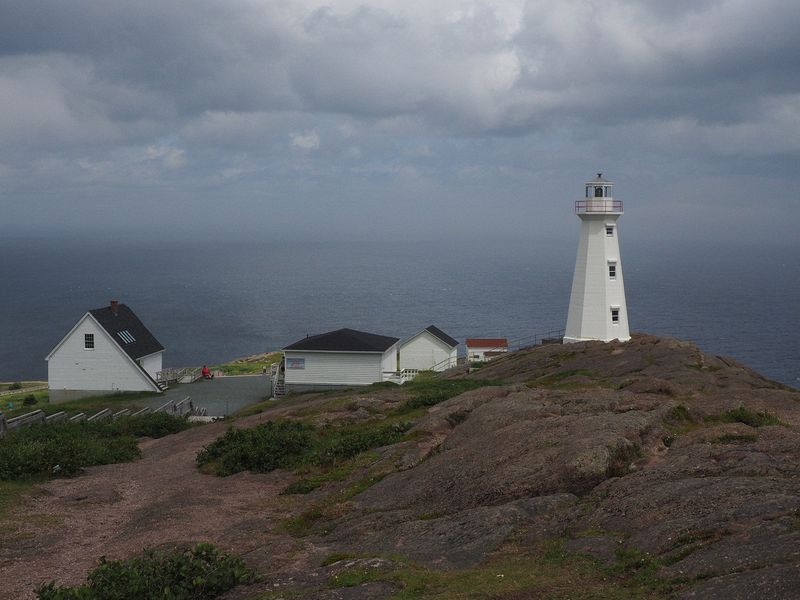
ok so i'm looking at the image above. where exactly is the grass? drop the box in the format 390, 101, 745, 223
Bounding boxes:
213, 352, 282, 376
0, 479, 35, 521
1, 390, 51, 417
0, 480, 45, 548
282, 472, 388, 537
661, 404, 702, 445
321, 552, 361, 566
230, 398, 279, 418
0, 381, 46, 392
527, 369, 608, 390
708, 406, 783, 427
396, 377, 502, 413
314, 539, 677, 599
329, 565, 387, 588
281, 462, 357, 495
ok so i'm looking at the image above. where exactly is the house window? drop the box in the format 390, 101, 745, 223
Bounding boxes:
606, 225, 614, 236
611, 308, 620, 324
84, 333, 95, 349
286, 358, 305, 369
608, 263, 617, 279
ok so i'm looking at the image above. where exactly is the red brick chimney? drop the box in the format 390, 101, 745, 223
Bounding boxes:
110, 300, 119, 316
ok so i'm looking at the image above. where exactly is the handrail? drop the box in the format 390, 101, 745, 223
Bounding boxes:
156, 367, 201, 383
459, 328, 566, 368
575, 200, 623, 213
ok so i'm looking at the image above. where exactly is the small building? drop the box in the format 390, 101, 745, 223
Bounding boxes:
465, 338, 508, 362
46, 300, 164, 402
398, 325, 459, 371
280, 328, 399, 393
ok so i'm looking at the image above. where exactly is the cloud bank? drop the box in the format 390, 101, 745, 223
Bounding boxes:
1, 0, 798, 242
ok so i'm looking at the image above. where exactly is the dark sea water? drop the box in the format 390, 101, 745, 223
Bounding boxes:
1, 235, 798, 386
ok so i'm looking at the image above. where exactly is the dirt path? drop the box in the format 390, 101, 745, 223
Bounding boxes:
0, 413, 306, 599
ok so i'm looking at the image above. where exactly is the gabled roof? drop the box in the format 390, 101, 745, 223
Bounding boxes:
89, 303, 164, 361
423, 325, 459, 348
466, 338, 508, 348
284, 328, 399, 352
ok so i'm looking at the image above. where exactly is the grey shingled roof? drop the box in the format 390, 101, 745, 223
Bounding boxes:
284, 328, 399, 352
424, 325, 459, 348
89, 303, 164, 361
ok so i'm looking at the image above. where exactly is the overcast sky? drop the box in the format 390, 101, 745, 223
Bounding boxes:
1, 0, 798, 243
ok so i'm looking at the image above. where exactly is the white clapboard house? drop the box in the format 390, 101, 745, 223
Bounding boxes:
465, 338, 508, 362
46, 300, 164, 402
398, 325, 459, 371
278, 328, 399, 394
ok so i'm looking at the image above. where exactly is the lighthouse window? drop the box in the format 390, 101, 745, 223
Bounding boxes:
594, 186, 603, 197
611, 308, 620, 323
608, 264, 617, 279
605, 225, 614, 236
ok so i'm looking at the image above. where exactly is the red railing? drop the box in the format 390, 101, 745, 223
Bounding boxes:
575, 200, 623, 213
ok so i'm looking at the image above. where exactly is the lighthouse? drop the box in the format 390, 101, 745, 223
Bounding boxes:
564, 173, 630, 343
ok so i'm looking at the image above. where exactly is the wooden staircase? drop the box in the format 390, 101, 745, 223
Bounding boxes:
270, 363, 286, 397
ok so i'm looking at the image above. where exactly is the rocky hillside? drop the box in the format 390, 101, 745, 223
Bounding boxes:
2, 334, 799, 599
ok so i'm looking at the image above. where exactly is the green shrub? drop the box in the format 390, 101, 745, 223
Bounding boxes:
0, 414, 190, 481
198, 419, 413, 477
197, 420, 315, 476
312, 422, 411, 467
0, 423, 139, 480
36, 543, 253, 599
23, 394, 37, 406
9, 382, 22, 390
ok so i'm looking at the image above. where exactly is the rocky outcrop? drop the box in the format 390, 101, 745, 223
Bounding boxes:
318, 334, 800, 597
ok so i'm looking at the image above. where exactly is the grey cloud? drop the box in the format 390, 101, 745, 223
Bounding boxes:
0, 0, 798, 243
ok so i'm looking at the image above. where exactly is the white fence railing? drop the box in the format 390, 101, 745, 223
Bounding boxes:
156, 368, 202, 384
0, 396, 202, 439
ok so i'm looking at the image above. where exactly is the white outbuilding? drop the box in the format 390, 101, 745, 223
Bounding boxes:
398, 325, 459, 371
465, 338, 508, 362
279, 328, 399, 394
45, 300, 164, 403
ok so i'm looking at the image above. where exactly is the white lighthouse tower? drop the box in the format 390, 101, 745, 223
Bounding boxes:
564, 173, 630, 343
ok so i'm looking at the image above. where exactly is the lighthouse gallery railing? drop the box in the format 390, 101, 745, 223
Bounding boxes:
575, 200, 623, 213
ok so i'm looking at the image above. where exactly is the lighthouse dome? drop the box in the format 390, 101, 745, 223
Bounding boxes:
585, 173, 613, 199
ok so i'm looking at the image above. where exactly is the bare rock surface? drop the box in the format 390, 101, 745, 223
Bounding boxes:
2, 333, 800, 599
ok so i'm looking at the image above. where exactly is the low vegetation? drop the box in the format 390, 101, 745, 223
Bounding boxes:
399, 376, 502, 411
714, 406, 783, 427
2, 390, 160, 419
197, 419, 411, 477
314, 538, 678, 599
0, 414, 191, 481
213, 351, 282, 376
197, 420, 315, 476
36, 543, 253, 600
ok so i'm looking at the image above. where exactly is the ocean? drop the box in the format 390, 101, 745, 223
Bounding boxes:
1, 234, 797, 386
